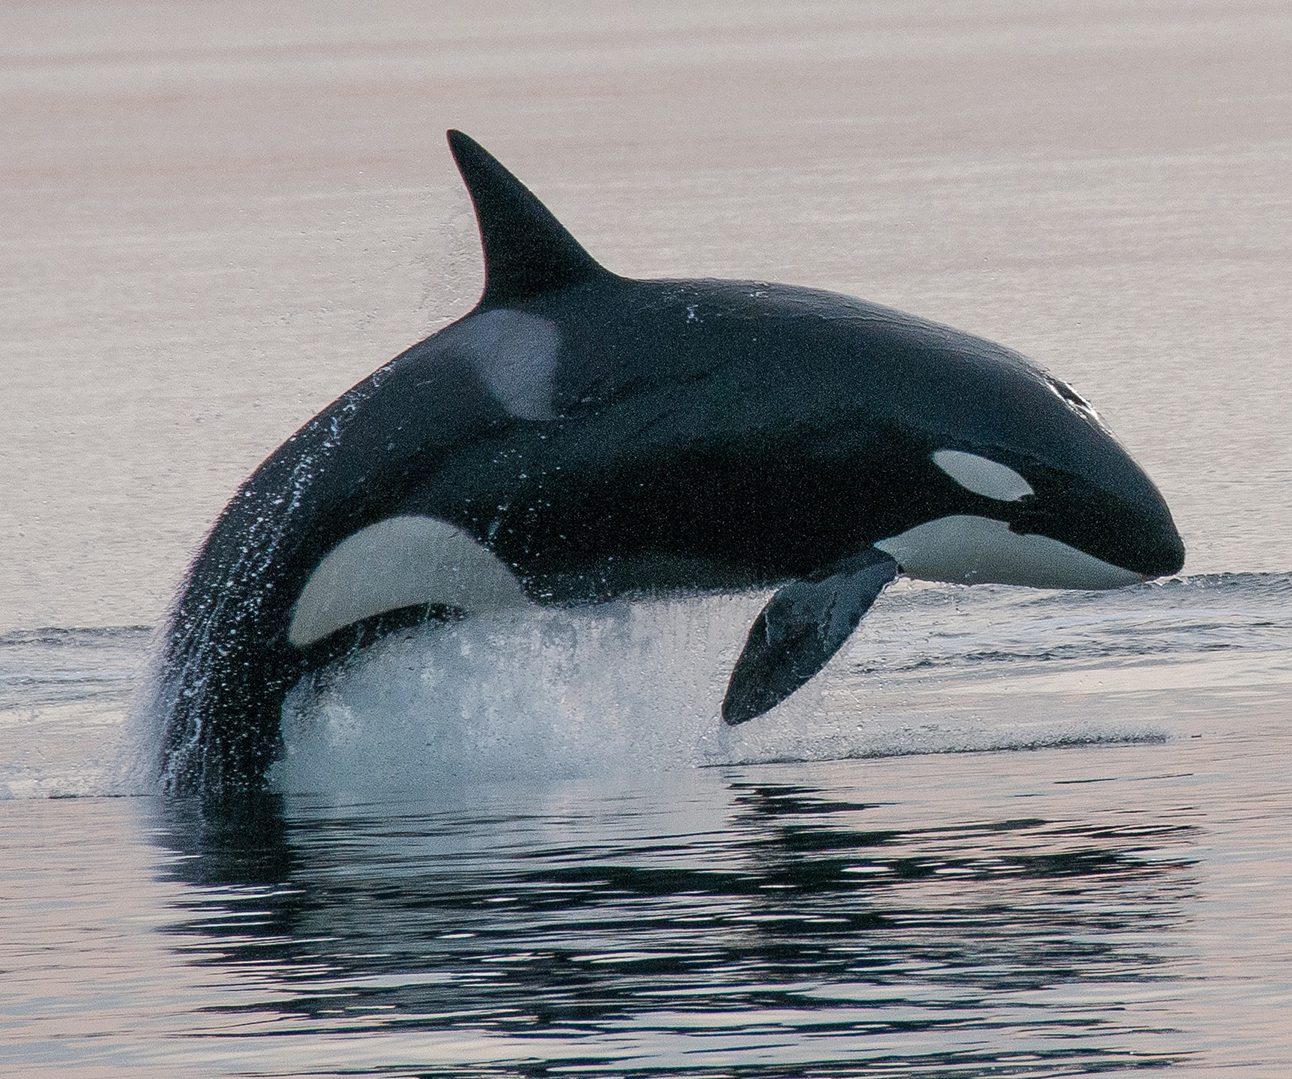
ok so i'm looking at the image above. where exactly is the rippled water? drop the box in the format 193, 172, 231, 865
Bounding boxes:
4, 0, 1292, 1075
4, 578, 1292, 1074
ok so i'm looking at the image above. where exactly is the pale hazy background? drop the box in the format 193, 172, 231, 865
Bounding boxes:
2, 0, 1289, 632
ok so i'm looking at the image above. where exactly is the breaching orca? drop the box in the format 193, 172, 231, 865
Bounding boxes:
156, 131, 1185, 792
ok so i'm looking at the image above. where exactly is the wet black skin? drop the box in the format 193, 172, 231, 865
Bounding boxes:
157, 133, 1184, 793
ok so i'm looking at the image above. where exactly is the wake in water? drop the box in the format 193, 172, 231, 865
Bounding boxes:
2, 573, 1289, 799
271, 572, 1292, 794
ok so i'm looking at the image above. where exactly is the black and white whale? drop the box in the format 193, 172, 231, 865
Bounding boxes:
156, 130, 1185, 792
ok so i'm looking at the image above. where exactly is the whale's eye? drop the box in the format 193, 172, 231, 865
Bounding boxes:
932, 450, 1034, 502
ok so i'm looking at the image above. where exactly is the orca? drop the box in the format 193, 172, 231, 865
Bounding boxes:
156, 130, 1185, 792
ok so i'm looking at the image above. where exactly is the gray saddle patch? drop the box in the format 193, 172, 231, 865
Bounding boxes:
455, 309, 562, 421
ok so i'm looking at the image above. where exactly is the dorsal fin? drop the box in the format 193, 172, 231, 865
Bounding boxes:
447, 130, 606, 304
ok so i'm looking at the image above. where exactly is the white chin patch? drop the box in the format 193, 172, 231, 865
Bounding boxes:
932, 450, 1033, 502
453, 309, 561, 421
875, 515, 1140, 590
288, 516, 527, 649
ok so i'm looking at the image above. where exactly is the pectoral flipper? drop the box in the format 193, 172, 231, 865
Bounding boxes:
722, 548, 898, 725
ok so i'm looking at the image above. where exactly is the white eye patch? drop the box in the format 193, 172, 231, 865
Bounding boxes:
932, 450, 1033, 502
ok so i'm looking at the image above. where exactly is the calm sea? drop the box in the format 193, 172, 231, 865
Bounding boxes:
2, 2, 1290, 1075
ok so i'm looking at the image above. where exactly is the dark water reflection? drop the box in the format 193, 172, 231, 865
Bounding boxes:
149, 772, 1199, 1076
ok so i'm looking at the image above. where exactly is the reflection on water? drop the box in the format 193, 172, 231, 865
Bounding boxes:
148, 773, 1199, 1076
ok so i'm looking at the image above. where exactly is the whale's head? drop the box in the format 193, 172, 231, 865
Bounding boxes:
1001, 380, 1185, 582
875, 346, 1185, 590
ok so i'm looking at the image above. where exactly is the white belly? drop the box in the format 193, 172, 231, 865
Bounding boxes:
875, 515, 1140, 590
